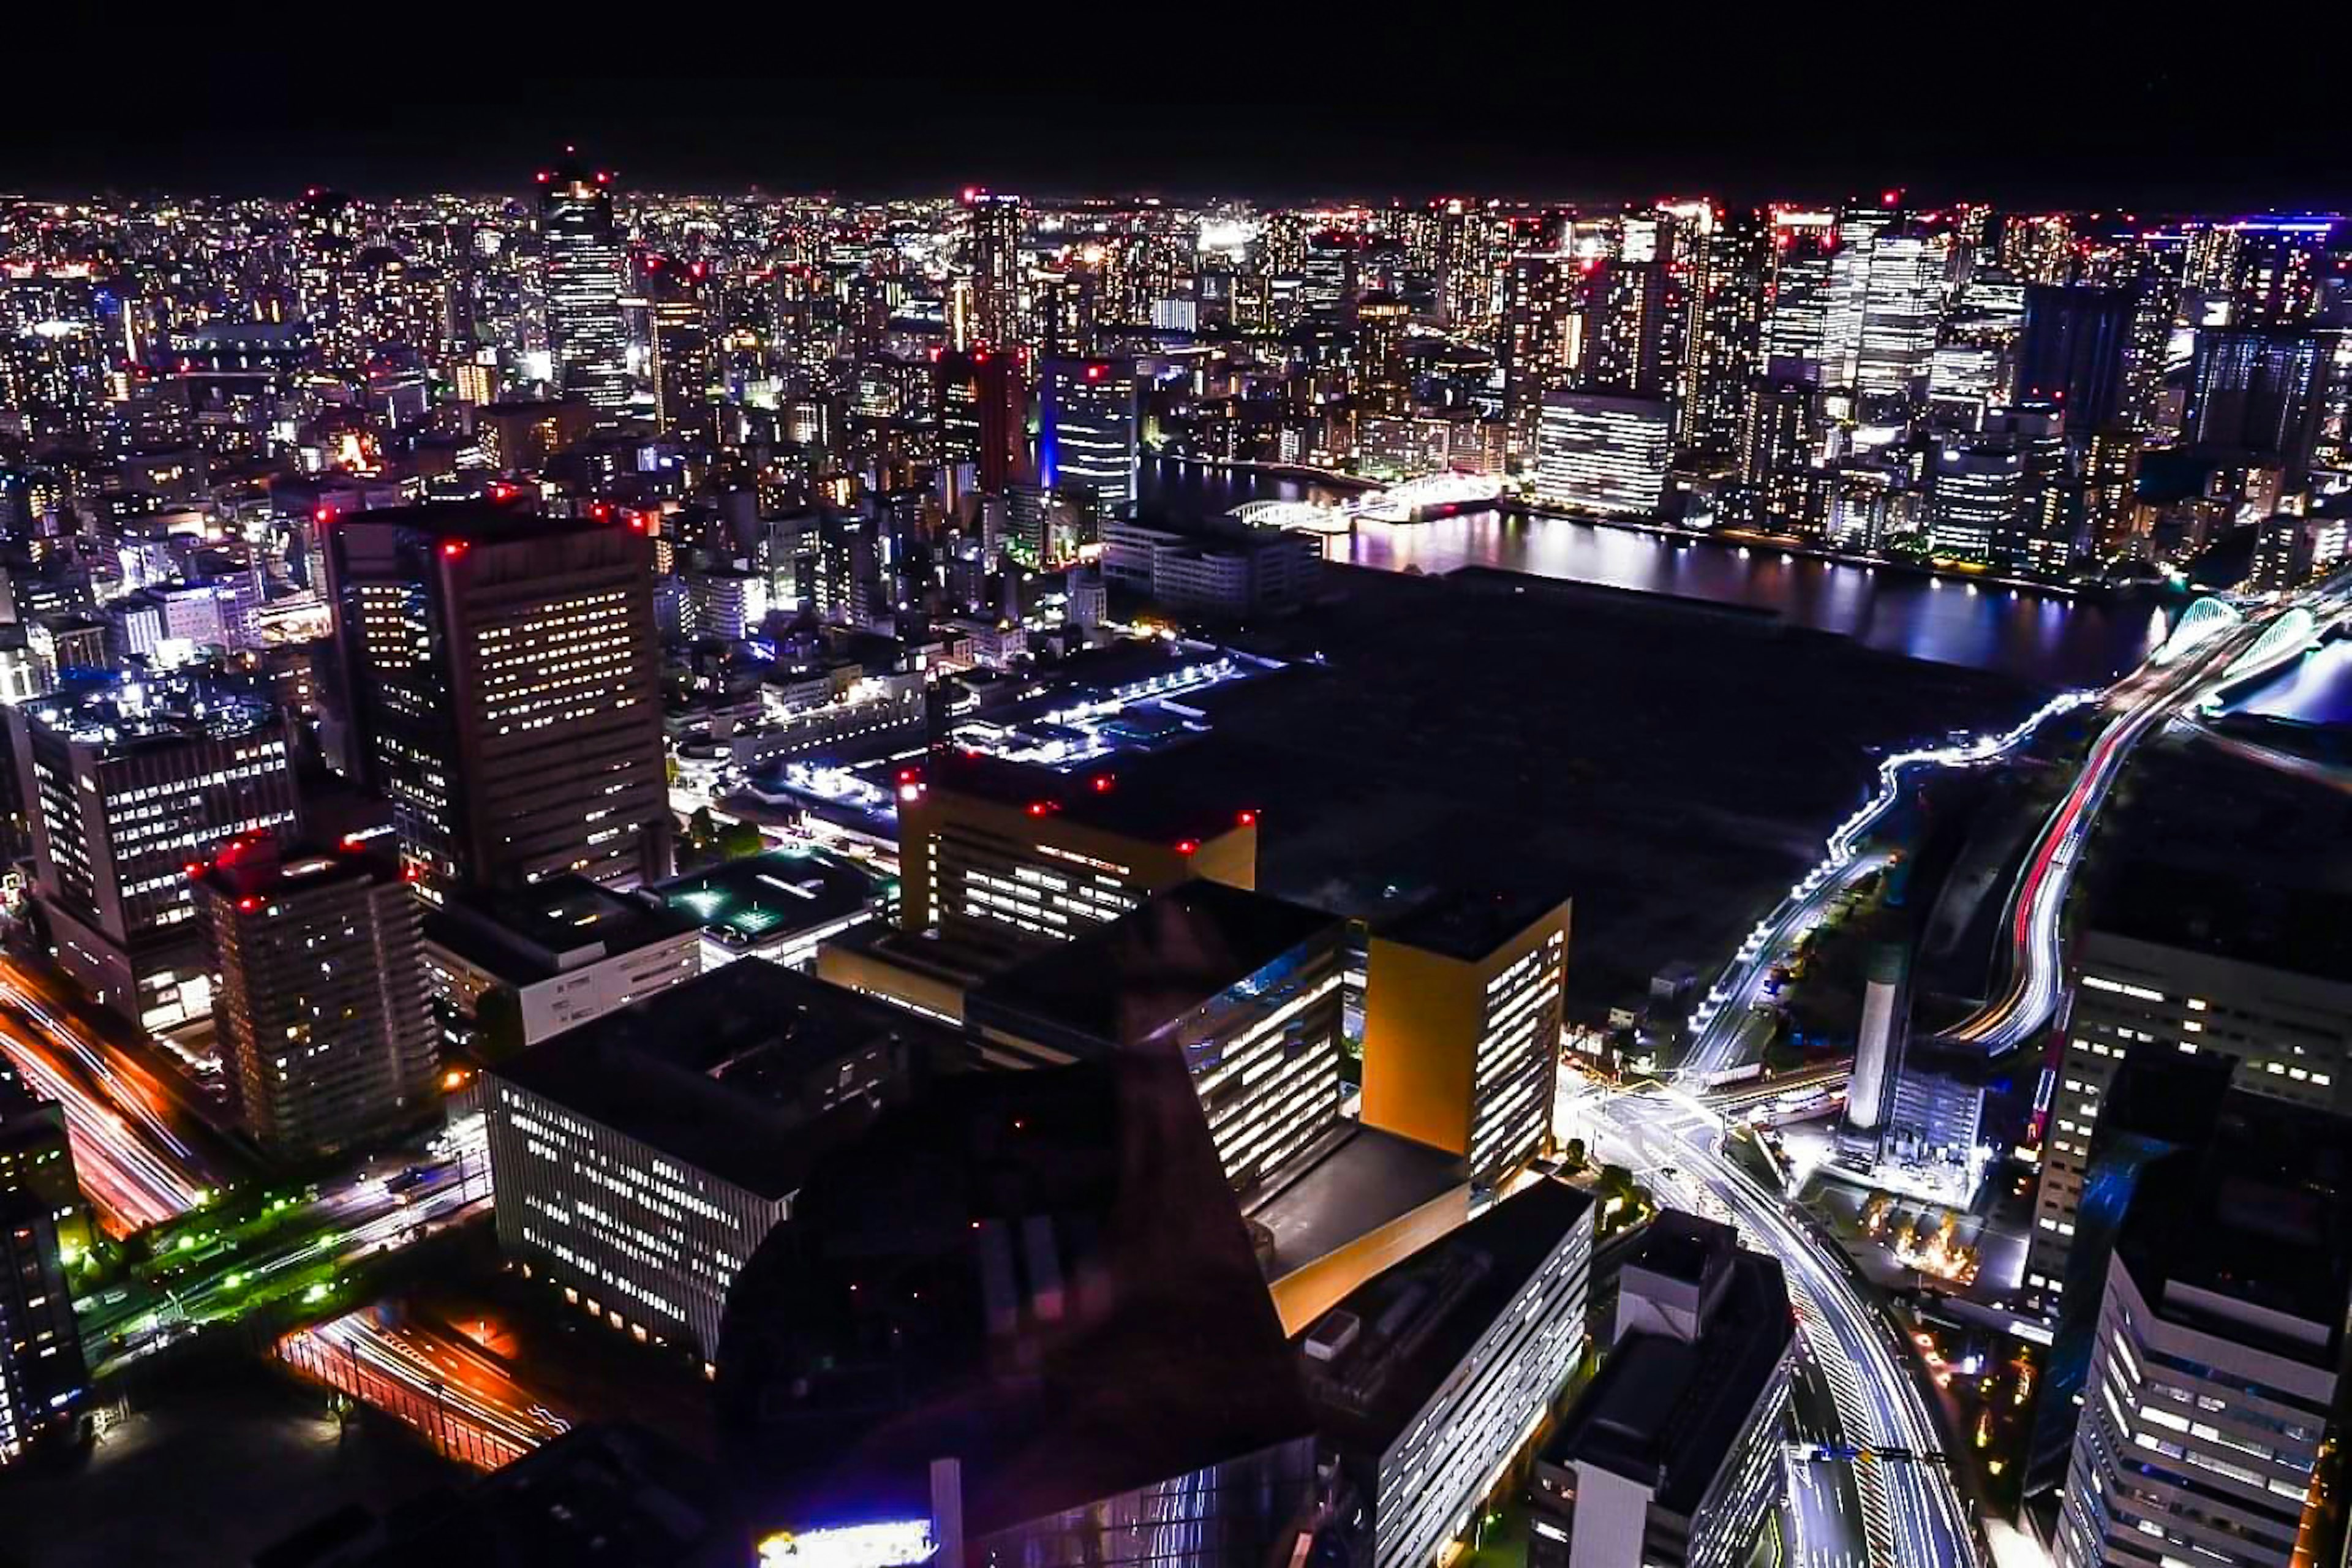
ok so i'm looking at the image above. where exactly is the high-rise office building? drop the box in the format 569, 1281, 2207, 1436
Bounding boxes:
1531, 1213, 1793, 1568
1738, 373, 1822, 528
965, 880, 1347, 1196
1675, 211, 1768, 468
1850, 235, 1948, 403
1353, 293, 1412, 417
2054, 1096, 2344, 1568
2018, 285, 2136, 431
1578, 260, 1672, 396
966, 192, 1024, 348
10, 674, 298, 1027
2026, 871, 2352, 1317
1926, 432, 2029, 565
1762, 213, 1839, 369
325, 502, 670, 895
0, 1074, 86, 1467
537, 160, 630, 415
1038, 357, 1139, 521
1537, 391, 1673, 516
937, 346, 1025, 497
194, 834, 437, 1159
2184, 327, 2330, 479
1502, 254, 1578, 442
1361, 888, 1569, 1193
486, 961, 963, 1362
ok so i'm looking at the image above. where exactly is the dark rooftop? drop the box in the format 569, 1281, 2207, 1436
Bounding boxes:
967, 880, 1341, 1048
2117, 1091, 2352, 1366
1300, 1179, 1594, 1452
329, 499, 611, 543
491, 963, 965, 1200
258, 1423, 744, 1568
1250, 1126, 1469, 1286
652, 846, 883, 950
2088, 858, 2352, 987
1544, 1218, 1792, 1517
195, 834, 396, 903
423, 875, 697, 983
920, 742, 1264, 847
1376, 884, 1571, 964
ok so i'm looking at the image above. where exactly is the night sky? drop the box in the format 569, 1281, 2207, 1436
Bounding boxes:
2, 58, 2345, 211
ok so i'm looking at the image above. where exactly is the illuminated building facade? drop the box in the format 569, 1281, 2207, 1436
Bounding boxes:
420, 873, 703, 1051
895, 748, 1257, 967
9, 676, 297, 1027
195, 835, 438, 1159
2025, 910, 2352, 1317
325, 503, 670, 894
2054, 1098, 2343, 1568
486, 962, 956, 1360
1361, 888, 1569, 1193
1502, 253, 1578, 443
0, 1076, 85, 1467
967, 192, 1024, 347
967, 881, 1347, 1196
2184, 328, 2330, 480
1354, 293, 1412, 417
1531, 1213, 1792, 1568
538, 162, 631, 415
1675, 212, 1767, 468
1305, 1180, 1594, 1568
1537, 391, 1672, 516
1039, 358, 1139, 519
1926, 433, 2027, 563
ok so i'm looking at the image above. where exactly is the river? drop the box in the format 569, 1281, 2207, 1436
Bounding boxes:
1139, 458, 2176, 691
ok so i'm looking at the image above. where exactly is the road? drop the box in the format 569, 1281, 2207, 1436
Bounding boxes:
81, 1112, 490, 1374
1572, 1084, 1981, 1568
279, 1306, 569, 1471
1940, 578, 2352, 1055
1679, 689, 2094, 1084
0, 1000, 216, 1235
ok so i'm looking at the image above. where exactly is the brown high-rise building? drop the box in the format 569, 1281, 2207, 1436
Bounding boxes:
325, 502, 670, 895
1361, 888, 1570, 1193
195, 834, 439, 1159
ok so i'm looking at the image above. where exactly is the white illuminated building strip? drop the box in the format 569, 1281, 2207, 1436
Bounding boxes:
1374, 1223, 1590, 1568
486, 1082, 790, 1358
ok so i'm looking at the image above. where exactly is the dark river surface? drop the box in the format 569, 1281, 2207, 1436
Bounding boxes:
1139, 458, 2179, 692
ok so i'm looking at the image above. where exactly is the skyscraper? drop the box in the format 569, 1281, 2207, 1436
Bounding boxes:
1850, 235, 1948, 403
195, 834, 438, 1159
2184, 327, 2330, 478
1675, 211, 1768, 469
1352, 293, 1412, 417
537, 159, 630, 415
2016, 285, 2136, 431
1578, 260, 1672, 396
1038, 357, 1139, 519
10, 674, 298, 1026
325, 502, 671, 894
2054, 1095, 2345, 1568
967, 192, 1024, 348
1360, 888, 1570, 1193
2024, 871, 2352, 1317
1502, 253, 1578, 443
